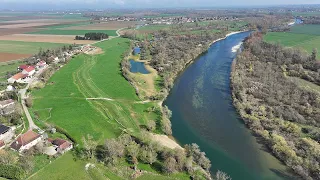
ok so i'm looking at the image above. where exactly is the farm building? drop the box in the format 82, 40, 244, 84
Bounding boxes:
18, 65, 29, 71
133, 47, 141, 55
0, 99, 15, 115
36, 60, 47, 69
0, 124, 13, 142
7, 72, 29, 84
47, 138, 73, 154
22, 66, 35, 76
11, 130, 42, 152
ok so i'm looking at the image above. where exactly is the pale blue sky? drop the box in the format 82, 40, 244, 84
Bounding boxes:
1, 0, 319, 9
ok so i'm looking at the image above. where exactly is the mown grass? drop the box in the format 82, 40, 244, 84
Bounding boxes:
290, 25, 320, 36
26, 29, 117, 36
31, 38, 158, 143
0, 40, 66, 54
264, 32, 320, 58
0, 60, 22, 82
28, 153, 91, 180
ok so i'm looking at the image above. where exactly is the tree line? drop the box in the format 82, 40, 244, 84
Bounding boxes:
231, 32, 320, 180
75, 132, 213, 179
75, 32, 109, 40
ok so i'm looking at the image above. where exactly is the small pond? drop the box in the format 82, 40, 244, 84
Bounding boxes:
129, 59, 150, 74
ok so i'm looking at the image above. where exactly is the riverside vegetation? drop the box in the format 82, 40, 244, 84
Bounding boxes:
231, 32, 320, 179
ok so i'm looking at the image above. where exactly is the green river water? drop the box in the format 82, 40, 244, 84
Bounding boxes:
164, 32, 297, 180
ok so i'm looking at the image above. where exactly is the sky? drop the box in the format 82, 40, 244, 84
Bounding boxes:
1, 0, 319, 10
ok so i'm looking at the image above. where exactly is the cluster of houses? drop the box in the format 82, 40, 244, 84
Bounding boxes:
7, 61, 47, 84
0, 124, 72, 155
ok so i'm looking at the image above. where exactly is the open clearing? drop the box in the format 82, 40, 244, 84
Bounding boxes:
0, 40, 66, 54
0, 34, 96, 44
0, 52, 31, 62
31, 38, 159, 143
28, 153, 91, 180
62, 21, 140, 30
26, 29, 118, 36
264, 24, 320, 58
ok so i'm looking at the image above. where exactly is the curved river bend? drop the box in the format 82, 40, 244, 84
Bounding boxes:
164, 32, 295, 180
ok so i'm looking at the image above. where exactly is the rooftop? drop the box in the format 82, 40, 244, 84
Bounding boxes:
0, 124, 10, 135
0, 99, 14, 107
10, 130, 41, 151
11, 72, 28, 80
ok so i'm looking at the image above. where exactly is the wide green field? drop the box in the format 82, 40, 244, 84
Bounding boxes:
264, 25, 320, 58
290, 25, 320, 36
31, 38, 158, 143
292, 12, 320, 17
0, 40, 66, 54
26, 29, 117, 36
29, 153, 92, 180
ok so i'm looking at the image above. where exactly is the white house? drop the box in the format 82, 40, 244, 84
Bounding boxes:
10, 130, 42, 152
22, 66, 35, 76
48, 138, 73, 154
7, 72, 28, 84
36, 60, 47, 69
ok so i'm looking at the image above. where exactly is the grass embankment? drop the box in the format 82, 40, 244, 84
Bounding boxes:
31, 38, 158, 144
264, 25, 320, 58
26, 29, 118, 36
0, 40, 66, 54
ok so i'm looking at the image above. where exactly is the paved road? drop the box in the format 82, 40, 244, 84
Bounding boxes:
19, 67, 48, 131
19, 82, 40, 130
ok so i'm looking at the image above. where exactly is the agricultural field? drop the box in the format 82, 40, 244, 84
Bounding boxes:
31, 38, 159, 143
61, 21, 140, 30
0, 34, 96, 44
29, 153, 92, 180
26, 29, 118, 36
0, 40, 66, 54
264, 24, 320, 58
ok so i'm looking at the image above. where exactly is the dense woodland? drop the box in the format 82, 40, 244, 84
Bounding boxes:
231, 32, 320, 180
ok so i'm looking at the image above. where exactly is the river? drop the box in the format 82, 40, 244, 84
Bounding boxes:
164, 32, 295, 180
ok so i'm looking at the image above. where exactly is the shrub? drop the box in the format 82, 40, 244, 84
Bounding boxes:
0, 164, 25, 180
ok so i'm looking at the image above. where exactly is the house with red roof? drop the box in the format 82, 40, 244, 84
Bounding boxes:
47, 138, 73, 154
18, 65, 29, 71
7, 72, 29, 84
10, 130, 42, 152
22, 66, 35, 76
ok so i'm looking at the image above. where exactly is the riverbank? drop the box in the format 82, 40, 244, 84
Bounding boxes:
230, 33, 317, 179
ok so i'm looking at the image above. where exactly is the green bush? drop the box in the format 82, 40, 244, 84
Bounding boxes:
0, 164, 25, 180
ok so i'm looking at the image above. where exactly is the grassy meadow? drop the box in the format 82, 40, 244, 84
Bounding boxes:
264, 24, 320, 58
0, 40, 66, 54
31, 38, 159, 143
26, 29, 118, 36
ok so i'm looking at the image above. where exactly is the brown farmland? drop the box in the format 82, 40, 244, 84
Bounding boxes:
0, 52, 31, 62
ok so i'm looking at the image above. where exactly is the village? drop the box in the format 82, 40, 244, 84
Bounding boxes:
0, 44, 101, 157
